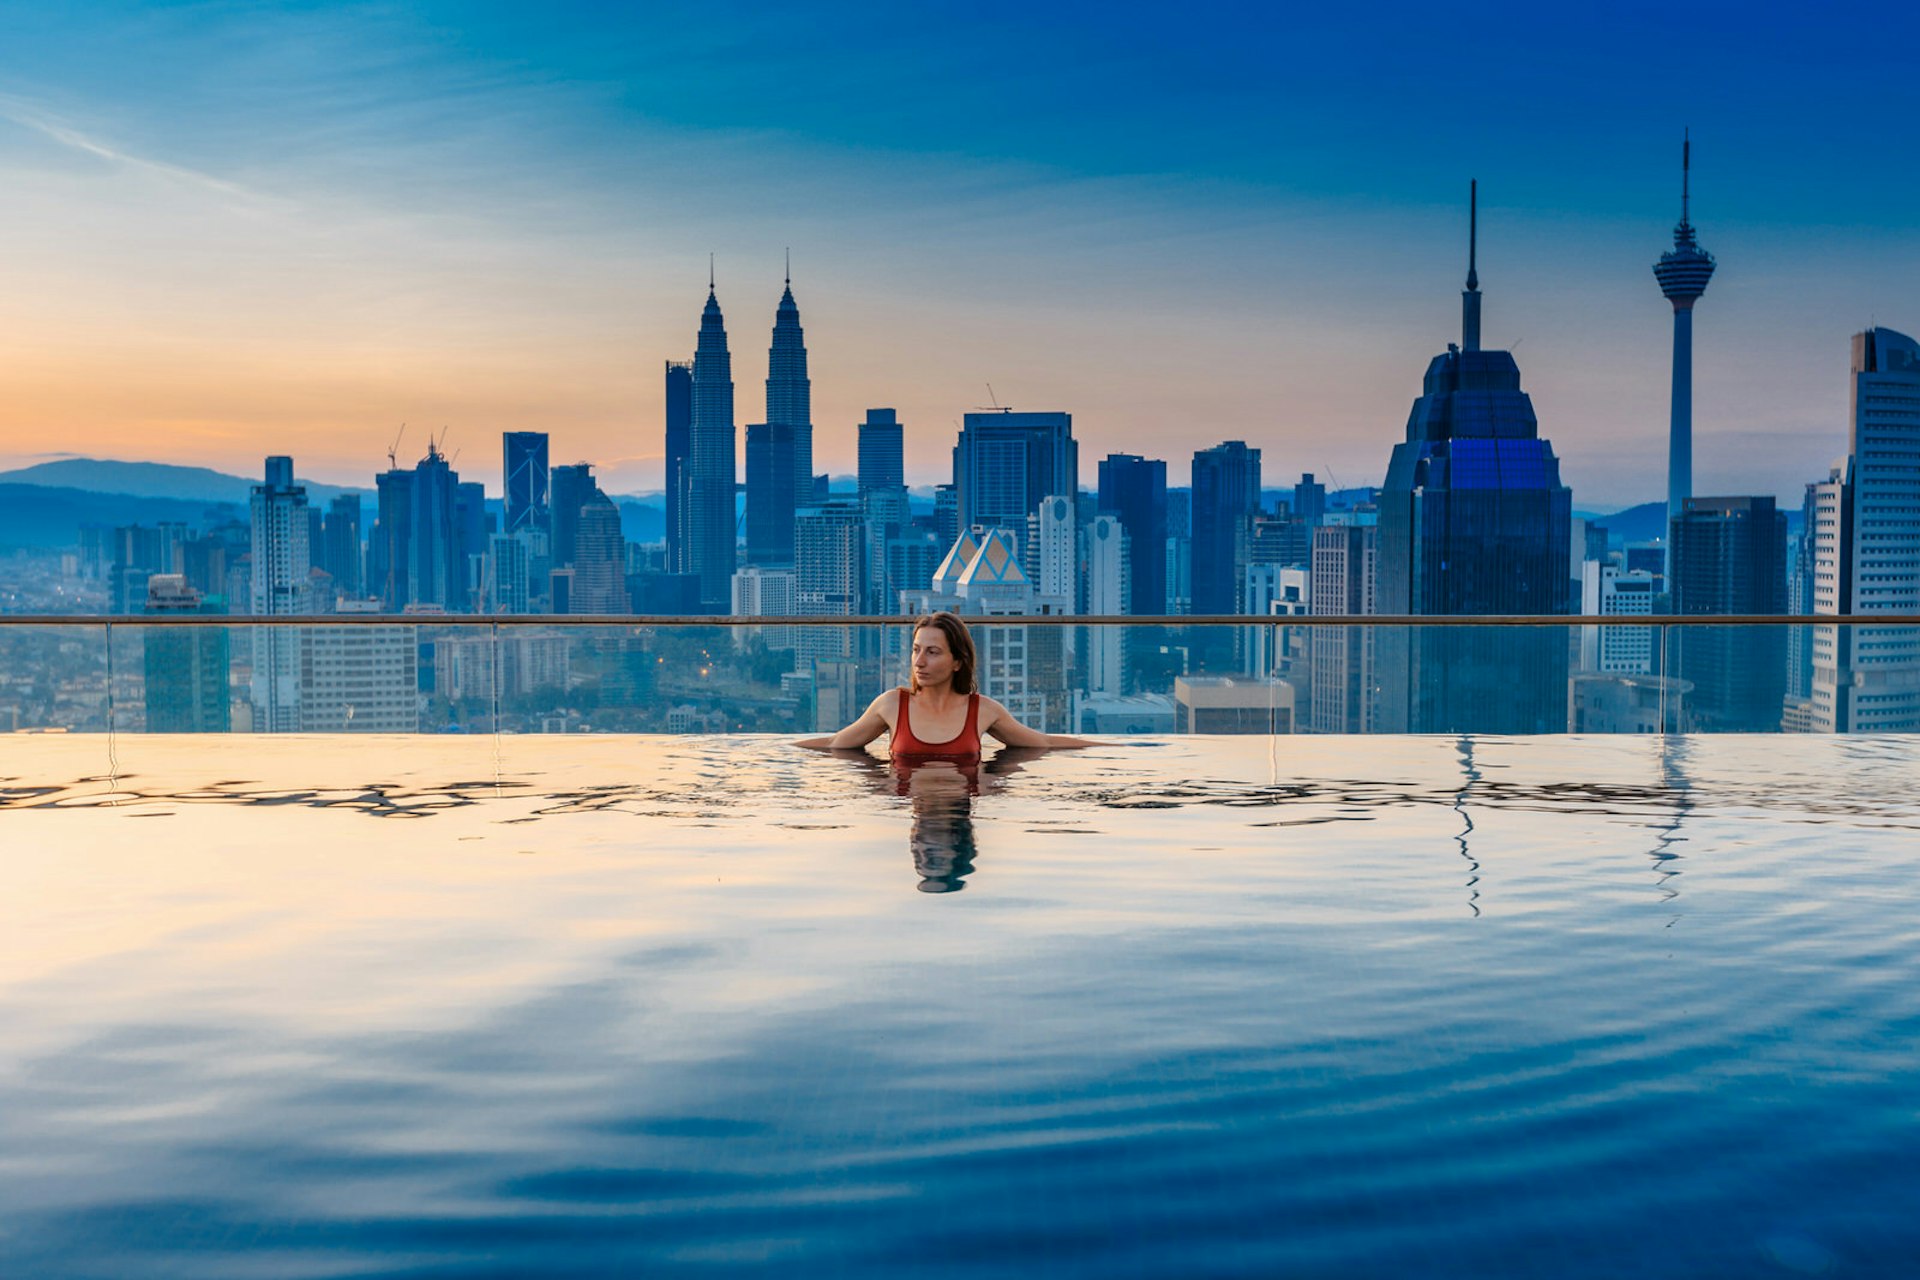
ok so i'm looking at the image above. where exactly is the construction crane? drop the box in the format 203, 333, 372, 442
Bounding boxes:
386, 424, 406, 472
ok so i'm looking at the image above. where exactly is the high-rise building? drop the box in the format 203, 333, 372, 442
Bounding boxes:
1376, 183, 1572, 733
1097, 454, 1167, 616
320, 494, 363, 599
858, 410, 911, 615
766, 266, 813, 511
370, 467, 413, 611
1812, 327, 1920, 732
1654, 133, 1716, 521
951, 411, 1077, 546
1293, 473, 1328, 528
1786, 482, 1819, 704
794, 503, 867, 669
1190, 441, 1261, 616
689, 274, 737, 612
298, 599, 418, 732
664, 360, 693, 573
504, 431, 550, 537
571, 490, 627, 613
485, 533, 532, 614
249, 456, 313, 732
859, 408, 904, 491
548, 462, 596, 572
1670, 495, 1787, 730
745, 422, 797, 566
1580, 563, 1658, 674
1309, 523, 1377, 734
406, 442, 465, 612
1084, 514, 1128, 695
732, 565, 797, 652
142, 575, 230, 732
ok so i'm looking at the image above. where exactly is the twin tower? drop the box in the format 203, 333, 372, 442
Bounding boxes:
665, 264, 813, 611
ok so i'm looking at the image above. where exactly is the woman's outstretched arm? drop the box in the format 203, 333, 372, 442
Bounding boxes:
796, 691, 895, 751
978, 696, 1095, 749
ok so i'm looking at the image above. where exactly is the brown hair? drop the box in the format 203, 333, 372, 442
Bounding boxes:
910, 611, 977, 695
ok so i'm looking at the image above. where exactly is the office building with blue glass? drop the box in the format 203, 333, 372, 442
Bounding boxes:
1377, 185, 1572, 732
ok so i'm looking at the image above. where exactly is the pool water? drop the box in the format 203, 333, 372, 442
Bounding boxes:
3, 733, 1918, 1277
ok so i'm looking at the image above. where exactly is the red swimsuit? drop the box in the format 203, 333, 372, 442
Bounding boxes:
890, 689, 982, 763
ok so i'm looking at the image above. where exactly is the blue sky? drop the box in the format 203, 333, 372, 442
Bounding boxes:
2, 0, 1916, 506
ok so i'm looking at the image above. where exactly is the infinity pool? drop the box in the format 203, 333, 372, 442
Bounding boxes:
3, 734, 1917, 1277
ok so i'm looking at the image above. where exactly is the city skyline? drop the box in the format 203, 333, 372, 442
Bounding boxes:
3, 4, 1918, 508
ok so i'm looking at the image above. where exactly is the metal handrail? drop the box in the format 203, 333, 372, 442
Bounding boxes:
2, 614, 1915, 629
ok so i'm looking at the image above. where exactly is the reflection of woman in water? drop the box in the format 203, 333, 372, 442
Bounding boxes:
796, 611, 1093, 759
799, 611, 1090, 891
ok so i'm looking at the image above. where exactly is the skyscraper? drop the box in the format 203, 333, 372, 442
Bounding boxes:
1097, 453, 1167, 617
1654, 133, 1716, 522
504, 431, 550, 536
744, 422, 797, 566
859, 409, 909, 612
408, 441, 465, 612
1670, 495, 1787, 729
321, 494, 362, 599
690, 271, 737, 612
859, 408, 904, 491
766, 264, 813, 511
1376, 183, 1572, 733
249, 456, 313, 732
952, 410, 1077, 545
370, 467, 412, 611
1812, 327, 1920, 732
664, 360, 692, 573
1309, 523, 1377, 734
795, 503, 866, 669
143, 575, 230, 732
571, 489, 627, 613
550, 462, 596, 570
1190, 441, 1261, 616
1085, 514, 1128, 695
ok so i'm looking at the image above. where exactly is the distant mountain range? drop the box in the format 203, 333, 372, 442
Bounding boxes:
5, 456, 1796, 556
0, 458, 372, 507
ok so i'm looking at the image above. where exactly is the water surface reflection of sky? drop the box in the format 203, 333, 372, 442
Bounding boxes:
3, 734, 1918, 1277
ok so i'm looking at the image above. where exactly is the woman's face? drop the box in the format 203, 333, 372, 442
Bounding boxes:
912, 626, 958, 690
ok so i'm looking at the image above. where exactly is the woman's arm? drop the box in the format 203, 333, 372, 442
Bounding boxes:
979, 697, 1095, 749
796, 691, 896, 751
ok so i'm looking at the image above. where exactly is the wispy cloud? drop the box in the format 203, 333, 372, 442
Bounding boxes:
0, 91, 272, 208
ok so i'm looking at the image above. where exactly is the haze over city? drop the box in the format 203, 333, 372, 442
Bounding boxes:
3, 1, 1918, 508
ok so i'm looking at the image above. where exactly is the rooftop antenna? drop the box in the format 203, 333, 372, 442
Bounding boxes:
1462, 179, 1482, 353
1681, 128, 1692, 229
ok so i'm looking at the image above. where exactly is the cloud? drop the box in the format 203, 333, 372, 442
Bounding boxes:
0, 91, 272, 209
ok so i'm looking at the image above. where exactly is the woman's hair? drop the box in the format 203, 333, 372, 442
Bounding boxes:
910, 611, 978, 695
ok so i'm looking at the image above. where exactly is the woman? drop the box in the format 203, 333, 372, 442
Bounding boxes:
797, 611, 1093, 758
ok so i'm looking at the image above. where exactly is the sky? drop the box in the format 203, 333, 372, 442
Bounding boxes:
1, 0, 1917, 509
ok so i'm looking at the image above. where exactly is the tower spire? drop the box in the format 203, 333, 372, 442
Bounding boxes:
1681, 128, 1691, 229
709, 253, 715, 293
784, 246, 791, 288
1462, 179, 1482, 353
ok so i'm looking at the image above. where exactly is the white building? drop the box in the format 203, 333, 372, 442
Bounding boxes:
1812, 327, 1920, 732
1579, 562, 1659, 673
299, 599, 418, 732
732, 565, 797, 653
249, 456, 313, 732
1084, 514, 1127, 696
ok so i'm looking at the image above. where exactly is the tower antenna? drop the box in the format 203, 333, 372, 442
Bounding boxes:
1681, 128, 1692, 227
1467, 178, 1479, 292
1461, 179, 1483, 353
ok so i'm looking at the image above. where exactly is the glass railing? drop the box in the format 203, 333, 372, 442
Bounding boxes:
0, 615, 1915, 735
